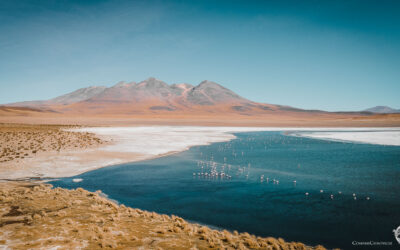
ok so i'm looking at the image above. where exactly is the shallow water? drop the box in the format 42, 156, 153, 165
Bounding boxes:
51, 132, 400, 249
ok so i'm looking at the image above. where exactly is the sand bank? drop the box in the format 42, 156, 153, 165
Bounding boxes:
290, 130, 400, 146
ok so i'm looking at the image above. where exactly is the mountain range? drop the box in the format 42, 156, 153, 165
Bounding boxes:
363, 106, 400, 114
4, 77, 399, 117
6, 77, 307, 115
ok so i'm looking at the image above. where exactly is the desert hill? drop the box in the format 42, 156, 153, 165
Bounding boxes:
6, 77, 318, 116
0, 106, 53, 116
364, 106, 400, 114
2, 77, 400, 127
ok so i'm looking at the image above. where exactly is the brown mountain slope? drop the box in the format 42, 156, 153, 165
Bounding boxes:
8, 86, 107, 108
8, 78, 290, 115
0, 106, 53, 116
4, 77, 400, 127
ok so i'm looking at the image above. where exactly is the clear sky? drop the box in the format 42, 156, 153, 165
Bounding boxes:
0, 0, 399, 111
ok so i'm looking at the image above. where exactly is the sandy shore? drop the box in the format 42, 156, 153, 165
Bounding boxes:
1, 125, 399, 179
0, 181, 329, 249
291, 130, 400, 146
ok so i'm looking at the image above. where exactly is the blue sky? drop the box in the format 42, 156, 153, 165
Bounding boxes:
0, 0, 399, 111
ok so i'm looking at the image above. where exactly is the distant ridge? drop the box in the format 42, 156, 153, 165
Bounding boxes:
50, 86, 107, 105
8, 86, 107, 107
5, 77, 382, 117
364, 106, 400, 114
6, 77, 285, 115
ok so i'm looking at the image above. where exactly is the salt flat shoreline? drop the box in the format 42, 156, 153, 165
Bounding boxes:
1, 126, 399, 180
290, 130, 400, 146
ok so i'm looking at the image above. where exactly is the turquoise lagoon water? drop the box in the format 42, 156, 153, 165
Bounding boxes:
51, 132, 400, 249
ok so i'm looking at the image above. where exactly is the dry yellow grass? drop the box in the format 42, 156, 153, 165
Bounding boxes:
0, 182, 333, 249
0, 123, 104, 164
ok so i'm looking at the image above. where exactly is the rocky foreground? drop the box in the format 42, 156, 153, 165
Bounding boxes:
0, 182, 330, 249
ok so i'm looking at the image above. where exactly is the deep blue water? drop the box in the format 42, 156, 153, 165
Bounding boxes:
51, 132, 400, 249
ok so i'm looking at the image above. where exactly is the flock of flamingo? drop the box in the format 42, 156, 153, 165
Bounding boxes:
191, 135, 372, 202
